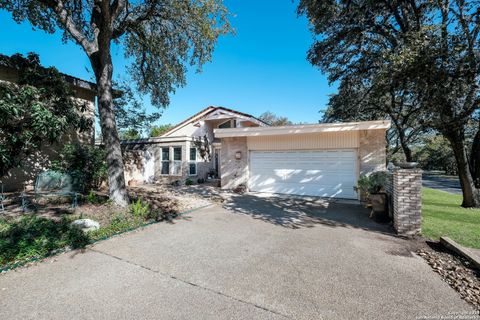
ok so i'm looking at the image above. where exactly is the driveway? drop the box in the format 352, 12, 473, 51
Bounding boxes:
0, 195, 474, 319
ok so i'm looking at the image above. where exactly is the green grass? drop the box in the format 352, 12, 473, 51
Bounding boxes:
422, 187, 480, 249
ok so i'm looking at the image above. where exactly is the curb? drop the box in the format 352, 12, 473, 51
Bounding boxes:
440, 236, 480, 270
0, 204, 213, 273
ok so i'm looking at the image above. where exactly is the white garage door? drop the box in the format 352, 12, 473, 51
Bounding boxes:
249, 150, 357, 199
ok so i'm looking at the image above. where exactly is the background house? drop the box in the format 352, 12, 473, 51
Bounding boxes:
0, 55, 96, 191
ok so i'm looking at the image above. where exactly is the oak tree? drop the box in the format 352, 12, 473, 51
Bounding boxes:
1, 0, 231, 206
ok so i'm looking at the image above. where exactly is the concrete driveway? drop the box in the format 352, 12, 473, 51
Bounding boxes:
0, 195, 474, 320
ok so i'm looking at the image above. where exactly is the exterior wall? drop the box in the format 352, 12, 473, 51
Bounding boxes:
358, 129, 387, 175
219, 129, 388, 192
1, 67, 96, 191
247, 132, 359, 150
123, 140, 215, 185
220, 137, 248, 189
391, 168, 422, 235
164, 121, 207, 138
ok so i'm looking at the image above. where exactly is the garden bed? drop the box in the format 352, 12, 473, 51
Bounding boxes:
418, 243, 480, 308
0, 185, 211, 271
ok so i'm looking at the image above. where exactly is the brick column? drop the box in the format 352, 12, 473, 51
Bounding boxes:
392, 168, 422, 236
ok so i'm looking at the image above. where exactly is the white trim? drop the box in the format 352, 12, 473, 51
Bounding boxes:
160, 147, 170, 176
172, 146, 182, 176
214, 120, 391, 138
188, 147, 198, 176
121, 136, 194, 145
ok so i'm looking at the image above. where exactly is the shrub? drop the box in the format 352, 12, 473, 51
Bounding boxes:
356, 171, 389, 195
130, 198, 150, 218
185, 178, 194, 186
51, 143, 107, 191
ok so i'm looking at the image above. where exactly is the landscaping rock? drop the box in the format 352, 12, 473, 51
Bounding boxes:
418, 247, 480, 308
71, 219, 100, 233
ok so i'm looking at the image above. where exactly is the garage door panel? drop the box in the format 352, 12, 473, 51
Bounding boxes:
249, 150, 357, 199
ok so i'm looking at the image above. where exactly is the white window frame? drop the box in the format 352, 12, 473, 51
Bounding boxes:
160, 147, 170, 176
172, 146, 182, 176
189, 147, 197, 176
218, 119, 236, 129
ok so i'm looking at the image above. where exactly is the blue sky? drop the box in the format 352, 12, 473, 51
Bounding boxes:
0, 0, 335, 127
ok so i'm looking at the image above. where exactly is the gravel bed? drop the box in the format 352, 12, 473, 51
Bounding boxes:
418, 244, 480, 309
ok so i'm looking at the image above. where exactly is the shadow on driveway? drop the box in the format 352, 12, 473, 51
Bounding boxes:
223, 193, 394, 234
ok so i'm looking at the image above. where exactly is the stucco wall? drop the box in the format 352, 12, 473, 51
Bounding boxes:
358, 129, 387, 175
123, 140, 215, 185
220, 137, 248, 189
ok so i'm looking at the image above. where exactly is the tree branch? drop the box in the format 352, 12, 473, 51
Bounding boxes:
38, 0, 96, 54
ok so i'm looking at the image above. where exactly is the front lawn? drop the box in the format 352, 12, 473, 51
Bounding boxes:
422, 187, 480, 249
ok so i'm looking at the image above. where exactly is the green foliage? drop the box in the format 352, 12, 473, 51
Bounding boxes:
1, 1, 232, 108
114, 81, 160, 139
150, 124, 174, 137
258, 111, 293, 126
298, 0, 480, 206
416, 135, 457, 175
51, 143, 107, 191
185, 178, 194, 186
130, 198, 150, 218
0, 216, 89, 266
422, 188, 480, 249
120, 128, 141, 140
89, 213, 145, 241
0, 53, 91, 177
356, 172, 389, 195
1, 0, 232, 206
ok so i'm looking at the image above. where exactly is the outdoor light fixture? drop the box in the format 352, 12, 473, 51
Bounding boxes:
235, 151, 242, 160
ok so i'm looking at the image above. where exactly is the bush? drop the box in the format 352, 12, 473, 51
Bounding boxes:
185, 178, 194, 186
356, 171, 389, 195
51, 143, 107, 191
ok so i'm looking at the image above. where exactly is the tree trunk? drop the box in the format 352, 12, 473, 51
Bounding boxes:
446, 132, 480, 208
89, 48, 129, 207
470, 127, 480, 188
398, 129, 413, 162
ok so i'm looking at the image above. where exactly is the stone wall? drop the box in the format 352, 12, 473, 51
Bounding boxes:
220, 137, 248, 189
391, 168, 422, 236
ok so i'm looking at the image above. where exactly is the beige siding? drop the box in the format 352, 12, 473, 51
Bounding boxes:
247, 131, 359, 151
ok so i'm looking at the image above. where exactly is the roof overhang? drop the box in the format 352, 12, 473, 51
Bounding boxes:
120, 136, 194, 145
214, 120, 391, 138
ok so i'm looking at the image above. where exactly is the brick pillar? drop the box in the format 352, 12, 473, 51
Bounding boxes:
392, 168, 422, 236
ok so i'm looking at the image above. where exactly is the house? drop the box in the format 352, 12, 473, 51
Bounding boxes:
0, 54, 96, 191
122, 106, 267, 185
215, 121, 391, 199
124, 106, 390, 200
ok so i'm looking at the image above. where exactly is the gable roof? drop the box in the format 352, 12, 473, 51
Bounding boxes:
161, 106, 268, 137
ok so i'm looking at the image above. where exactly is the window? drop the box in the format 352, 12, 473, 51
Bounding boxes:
189, 147, 197, 175
172, 147, 182, 175
218, 120, 232, 128
161, 147, 169, 175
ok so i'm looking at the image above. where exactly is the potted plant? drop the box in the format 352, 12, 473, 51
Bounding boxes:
355, 171, 390, 221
